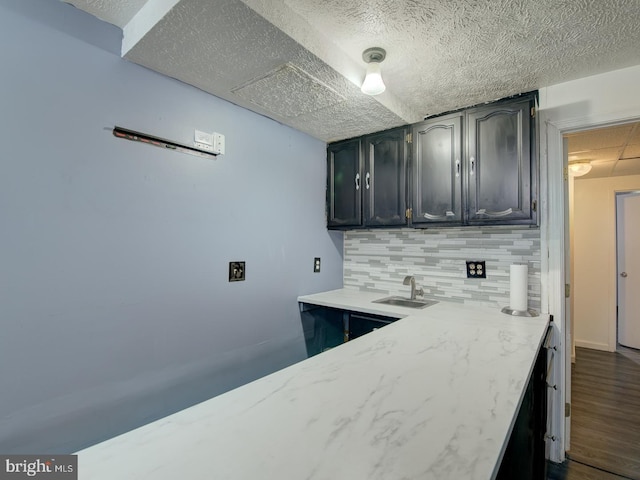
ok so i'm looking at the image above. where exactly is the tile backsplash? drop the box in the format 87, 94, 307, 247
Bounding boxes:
344, 227, 541, 310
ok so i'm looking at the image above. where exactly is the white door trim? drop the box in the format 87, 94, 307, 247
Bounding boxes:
540, 114, 566, 462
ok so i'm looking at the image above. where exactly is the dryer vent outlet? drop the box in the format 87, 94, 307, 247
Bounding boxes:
229, 262, 245, 282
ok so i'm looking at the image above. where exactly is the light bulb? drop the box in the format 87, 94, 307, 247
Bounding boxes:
361, 62, 386, 95
568, 162, 592, 177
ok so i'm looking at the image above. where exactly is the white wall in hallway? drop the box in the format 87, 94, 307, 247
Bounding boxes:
573, 174, 640, 351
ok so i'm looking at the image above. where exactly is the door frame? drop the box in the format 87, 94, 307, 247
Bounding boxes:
616, 190, 640, 348
541, 111, 640, 462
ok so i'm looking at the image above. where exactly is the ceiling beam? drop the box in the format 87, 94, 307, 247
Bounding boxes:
122, 0, 181, 56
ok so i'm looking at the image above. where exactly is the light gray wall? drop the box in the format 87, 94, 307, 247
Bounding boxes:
0, 0, 343, 453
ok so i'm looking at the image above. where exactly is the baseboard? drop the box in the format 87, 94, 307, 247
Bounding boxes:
574, 339, 611, 352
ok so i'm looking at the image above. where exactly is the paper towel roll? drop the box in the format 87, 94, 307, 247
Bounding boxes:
509, 264, 528, 311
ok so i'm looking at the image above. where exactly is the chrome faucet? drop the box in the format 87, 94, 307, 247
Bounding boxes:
403, 275, 424, 300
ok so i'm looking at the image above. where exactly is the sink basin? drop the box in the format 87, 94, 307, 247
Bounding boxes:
372, 296, 438, 309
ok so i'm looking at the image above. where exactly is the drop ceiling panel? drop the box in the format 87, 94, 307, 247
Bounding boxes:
567, 147, 622, 163
622, 144, 640, 159
612, 159, 640, 176
566, 124, 633, 151
567, 121, 640, 180
627, 128, 640, 145
577, 163, 614, 179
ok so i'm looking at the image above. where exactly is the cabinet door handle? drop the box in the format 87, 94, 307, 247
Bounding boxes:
355, 173, 360, 190
365, 172, 370, 189
470, 157, 475, 175
455, 159, 460, 178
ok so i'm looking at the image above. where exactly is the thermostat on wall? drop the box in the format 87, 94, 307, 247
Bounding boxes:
194, 130, 225, 155
194, 130, 213, 151
113, 126, 219, 160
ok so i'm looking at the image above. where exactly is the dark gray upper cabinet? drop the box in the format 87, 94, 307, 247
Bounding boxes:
466, 97, 536, 225
326, 92, 537, 229
327, 138, 362, 228
411, 114, 463, 225
363, 128, 408, 227
327, 127, 408, 229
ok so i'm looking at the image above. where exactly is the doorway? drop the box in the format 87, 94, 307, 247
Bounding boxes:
563, 123, 640, 478
539, 70, 640, 466
566, 122, 640, 354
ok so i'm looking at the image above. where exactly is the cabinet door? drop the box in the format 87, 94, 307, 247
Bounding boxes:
363, 128, 408, 227
327, 138, 362, 228
466, 98, 536, 225
411, 115, 463, 225
348, 312, 395, 340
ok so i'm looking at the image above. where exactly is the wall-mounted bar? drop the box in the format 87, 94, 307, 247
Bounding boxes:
112, 126, 218, 160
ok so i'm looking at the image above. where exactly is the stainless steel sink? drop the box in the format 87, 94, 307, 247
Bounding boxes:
372, 296, 438, 309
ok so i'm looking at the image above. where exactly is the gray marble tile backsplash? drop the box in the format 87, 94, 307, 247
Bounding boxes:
344, 227, 541, 310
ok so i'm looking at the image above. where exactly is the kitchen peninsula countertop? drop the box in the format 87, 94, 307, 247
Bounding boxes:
76, 288, 550, 479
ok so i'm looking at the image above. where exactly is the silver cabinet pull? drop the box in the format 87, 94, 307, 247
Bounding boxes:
621, 272, 628, 277
365, 172, 370, 189
355, 173, 360, 190
455, 159, 460, 178
470, 156, 475, 175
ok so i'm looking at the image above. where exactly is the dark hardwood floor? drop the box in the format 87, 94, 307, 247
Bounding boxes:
547, 346, 640, 480
548, 458, 632, 479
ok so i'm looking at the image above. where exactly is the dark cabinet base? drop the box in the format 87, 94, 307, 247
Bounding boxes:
300, 306, 345, 357
496, 343, 547, 479
300, 306, 397, 357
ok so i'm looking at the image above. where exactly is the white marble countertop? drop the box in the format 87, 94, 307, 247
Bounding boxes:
76, 288, 549, 480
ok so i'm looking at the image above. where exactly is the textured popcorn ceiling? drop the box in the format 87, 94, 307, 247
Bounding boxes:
66, 0, 640, 142
119, 0, 406, 142
232, 64, 346, 119
64, 0, 148, 27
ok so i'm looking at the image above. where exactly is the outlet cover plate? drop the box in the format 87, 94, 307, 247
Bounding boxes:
313, 257, 321, 273
229, 261, 245, 282
466, 260, 486, 278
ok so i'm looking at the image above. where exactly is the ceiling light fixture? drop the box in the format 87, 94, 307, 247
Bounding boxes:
568, 161, 592, 177
361, 47, 386, 96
